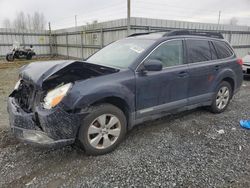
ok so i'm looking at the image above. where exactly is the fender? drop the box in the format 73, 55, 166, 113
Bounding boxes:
73, 83, 135, 112
6, 52, 13, 56
63, 70, 136, 113
211, 68, 236, 92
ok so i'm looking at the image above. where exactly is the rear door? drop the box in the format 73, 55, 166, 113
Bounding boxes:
135, 39, 189, 118
185, 38, 219, 105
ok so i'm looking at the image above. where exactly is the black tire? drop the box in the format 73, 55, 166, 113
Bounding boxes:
26, 53, 32, 60
210, 81, 232, 113
6, 54, 14, 62
77, 103, 127, 155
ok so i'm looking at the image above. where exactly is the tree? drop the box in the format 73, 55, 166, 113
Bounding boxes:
3, 18, 11, 28
27, 14, 32, 30
3, 11, 46, 30
86, 20, 98, 26
229, 17, 238, 26
13, 11, 27, 30
32, 12, 46, 30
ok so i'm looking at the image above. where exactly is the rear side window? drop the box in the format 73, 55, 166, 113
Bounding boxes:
209, 42, 217, 60
186, 39, 212, 63
213, 41, 233, 59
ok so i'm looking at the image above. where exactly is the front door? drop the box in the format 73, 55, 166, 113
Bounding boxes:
135, 39, 189, 118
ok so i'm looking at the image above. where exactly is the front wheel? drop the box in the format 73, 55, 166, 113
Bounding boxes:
210, 81, 232, 113
6, 54, 14, 62
78, 104, 127, 155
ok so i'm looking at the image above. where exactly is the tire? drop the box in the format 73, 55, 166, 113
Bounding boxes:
26, 53, 32, 60
6, 54, 14, 62
210, 81, 232, 113
77, 103, 127, 155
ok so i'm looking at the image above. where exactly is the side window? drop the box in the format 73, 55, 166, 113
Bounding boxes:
147, 40, 183, 67
213, 41, 233, 59
186, 39, 212, 63
209, 41, 218, 60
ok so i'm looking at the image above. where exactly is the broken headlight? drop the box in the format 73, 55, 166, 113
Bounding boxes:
14, 79, 21, 90
43, 83, 72, 109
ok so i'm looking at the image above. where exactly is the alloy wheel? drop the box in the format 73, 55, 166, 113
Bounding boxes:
216, 86, 230, 110
87, 114, 121, 149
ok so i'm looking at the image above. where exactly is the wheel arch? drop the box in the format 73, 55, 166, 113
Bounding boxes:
90, 96, 131, 128
212, 68, 236, 95
222, 77, 235, 94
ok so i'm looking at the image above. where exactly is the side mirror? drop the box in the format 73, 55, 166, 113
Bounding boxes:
143, 59, 163, 71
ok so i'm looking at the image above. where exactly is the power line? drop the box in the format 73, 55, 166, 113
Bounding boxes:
134, 0, 219, 14
50, 3, 125, 24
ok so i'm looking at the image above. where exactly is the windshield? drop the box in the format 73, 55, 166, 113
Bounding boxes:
87, 39, 155, 68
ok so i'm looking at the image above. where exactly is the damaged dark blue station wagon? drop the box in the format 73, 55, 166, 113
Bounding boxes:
7, 30, 243, 155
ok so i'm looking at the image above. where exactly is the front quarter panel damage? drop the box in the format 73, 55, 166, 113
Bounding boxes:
36, 105, 80, 140
63, 70, 136, 114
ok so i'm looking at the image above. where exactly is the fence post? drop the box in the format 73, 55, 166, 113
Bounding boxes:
100, 27, 104, 48
66, 32, 69, 59
229, 30, 232, 44
53, 34, 58, 57
148, 26, 151, 32
81, 30, 84, 60
48, 22, 52, 57
22, 33, 25, 47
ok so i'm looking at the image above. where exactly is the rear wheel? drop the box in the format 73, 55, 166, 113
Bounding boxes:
26, 53, 33, 60
78, 103, 127, 155
210, 81, 232, 113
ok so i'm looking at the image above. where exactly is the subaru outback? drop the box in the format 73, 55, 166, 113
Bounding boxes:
7, 30, 243, 155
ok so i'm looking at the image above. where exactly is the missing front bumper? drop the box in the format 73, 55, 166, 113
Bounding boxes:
11, 126, 74, 147
7, 97, 79, 147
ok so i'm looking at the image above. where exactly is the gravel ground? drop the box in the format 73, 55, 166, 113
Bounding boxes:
1, 60, 250, 187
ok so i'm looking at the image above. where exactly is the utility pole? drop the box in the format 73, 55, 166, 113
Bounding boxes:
75, 15, 77, 27
217, 11, 221, 31
127, 0, 131, 35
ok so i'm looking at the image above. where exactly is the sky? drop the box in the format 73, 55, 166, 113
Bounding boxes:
0, 0, 250, 29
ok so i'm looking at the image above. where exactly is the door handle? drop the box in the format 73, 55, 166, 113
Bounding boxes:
215, 65, 220, 71
178, 71, 188, 78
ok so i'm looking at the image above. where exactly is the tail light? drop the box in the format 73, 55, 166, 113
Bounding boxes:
237, 58, 243, 68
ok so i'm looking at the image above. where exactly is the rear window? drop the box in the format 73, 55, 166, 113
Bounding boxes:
186, 39, 212, 63
213, 41, 233, 59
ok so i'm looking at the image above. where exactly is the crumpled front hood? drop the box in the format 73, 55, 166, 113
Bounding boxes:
20, 60, 81, 88
19, 60, 119, 89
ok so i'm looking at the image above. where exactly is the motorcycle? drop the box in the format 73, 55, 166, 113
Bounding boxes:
6, 42, 36, 62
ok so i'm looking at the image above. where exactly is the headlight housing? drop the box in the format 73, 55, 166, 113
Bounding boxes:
43, 83, 72, 109
14, 79, 21, 90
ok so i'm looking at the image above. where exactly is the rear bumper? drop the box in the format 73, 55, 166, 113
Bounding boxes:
7, 97, 80, 147
243, 71, 250, 75
242, 65, 250, 75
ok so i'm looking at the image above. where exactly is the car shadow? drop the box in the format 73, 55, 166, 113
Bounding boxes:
243, 75, 250, 81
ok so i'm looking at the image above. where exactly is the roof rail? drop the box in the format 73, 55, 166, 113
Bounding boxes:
127, 32, 151, 37
164, 30, 224, 39
127, 29, 224, 39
